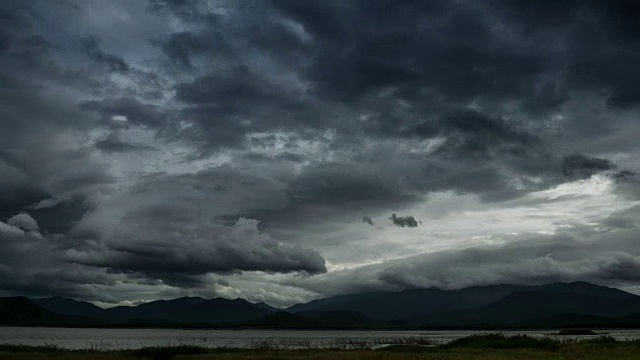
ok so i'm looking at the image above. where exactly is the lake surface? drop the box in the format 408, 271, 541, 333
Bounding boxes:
1, 327, 640, 350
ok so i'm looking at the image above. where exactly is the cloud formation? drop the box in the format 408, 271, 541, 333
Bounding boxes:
389, 214, 419, 228
66, 217, 327, 279
0, 0, 640, 306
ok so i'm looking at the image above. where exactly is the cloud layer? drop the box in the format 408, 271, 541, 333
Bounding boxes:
1, 0, 639, 306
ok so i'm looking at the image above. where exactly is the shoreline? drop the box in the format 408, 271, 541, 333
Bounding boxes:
1, 334, 639, 359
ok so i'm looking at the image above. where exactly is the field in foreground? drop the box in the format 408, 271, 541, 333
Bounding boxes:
1, 334, 640, 360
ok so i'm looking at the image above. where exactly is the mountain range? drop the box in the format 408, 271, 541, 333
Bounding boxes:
1, 281, 638, 329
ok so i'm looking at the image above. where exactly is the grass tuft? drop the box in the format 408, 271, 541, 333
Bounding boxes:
583, 335, 619, 345
444, 334, 560, 350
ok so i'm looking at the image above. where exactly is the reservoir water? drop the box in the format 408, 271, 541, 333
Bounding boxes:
1, 327, 640, 350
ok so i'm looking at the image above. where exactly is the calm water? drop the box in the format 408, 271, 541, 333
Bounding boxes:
1, 327, 640, 350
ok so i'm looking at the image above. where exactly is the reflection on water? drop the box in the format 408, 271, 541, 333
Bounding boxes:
1, 327, 639, 350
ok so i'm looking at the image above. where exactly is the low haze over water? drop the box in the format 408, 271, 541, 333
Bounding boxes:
2, 328, 640, 350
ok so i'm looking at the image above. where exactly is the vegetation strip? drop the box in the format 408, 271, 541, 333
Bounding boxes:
0, 334, 639, 360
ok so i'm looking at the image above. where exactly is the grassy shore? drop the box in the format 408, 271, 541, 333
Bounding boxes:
1, 334, 639, 360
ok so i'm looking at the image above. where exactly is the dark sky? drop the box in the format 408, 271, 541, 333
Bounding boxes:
1, 0, 640, 307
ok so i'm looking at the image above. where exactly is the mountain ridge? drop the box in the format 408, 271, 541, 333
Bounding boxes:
2, 281, 638, 329
287, 281, 640, 321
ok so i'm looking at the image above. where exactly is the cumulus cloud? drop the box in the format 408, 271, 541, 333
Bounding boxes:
0, 214, 104, 300
66, 217, 327, 279
7, 213, 38, 232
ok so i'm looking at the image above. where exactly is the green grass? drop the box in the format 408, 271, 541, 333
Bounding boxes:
1, 335, 640, 360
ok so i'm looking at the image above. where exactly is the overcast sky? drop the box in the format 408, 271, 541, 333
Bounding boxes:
1, 0, 640, 308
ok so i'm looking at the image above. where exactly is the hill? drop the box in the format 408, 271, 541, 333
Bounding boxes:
409, 289, 640, 327
0, 297, 61, 325
105, 297, 272, 324
289, 282, 640, 327
8, 281, 639, 329
32, 296, 105, 318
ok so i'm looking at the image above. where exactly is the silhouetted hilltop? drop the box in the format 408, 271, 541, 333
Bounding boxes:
288, 281, 640, 325
1, 281, 637, 328
32, 296, 105, 318
0, 297, 60, 325
409, 289, 640, 327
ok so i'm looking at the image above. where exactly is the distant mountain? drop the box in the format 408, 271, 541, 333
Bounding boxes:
0, 297, 61, 325
9, 282, 639, 329
288, 282, 640, 326
409, 289, 640, 327
28, 295, 276, 326
105, 297, 272, 324
105, 296, 207, 321
252, 302, 279, 313
32, 296, 105, 318
288, 284, 520, 320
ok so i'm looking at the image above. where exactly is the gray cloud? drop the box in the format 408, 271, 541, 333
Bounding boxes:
79, 97, 168, 129
7, 213, 39, 232
283, 224, 640, 299
94, 132, 156, 153
389, 214, 419, 228
561, 154, 616, 179
79, 37, 129, 73
158, 29, 228, 69
1, 0, 640, 305
66, 217, 327, 280
375, 229, 640, 290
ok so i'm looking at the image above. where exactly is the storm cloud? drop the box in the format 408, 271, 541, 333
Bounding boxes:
0, 0, 639, 306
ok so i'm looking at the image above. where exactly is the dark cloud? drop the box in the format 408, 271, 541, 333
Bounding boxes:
615, 170, 636, 180
0, 175, 49, 223
441, 111, 534, 146
79, 37, 129, 73
6, 213, 39, 232
176, 66, 276, 105
407, 110, 539, 164
0, 215, 107, 300
561, 154, 615, 179
1, 0, 640, 305
273, 0, 549, 110
67, 218, 326, 280
172, 65, 316, 152
94, 133, 156, 153
242, 160, 423, 229
29, 196, 89, 235
158, 30, 227, 68
148, 0, 205, 21
362, 216, 374, 226
389, 214, 419, 228
0, 78, 113, 224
